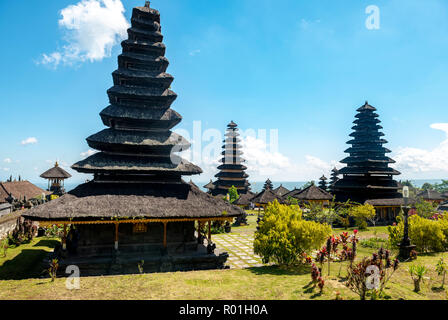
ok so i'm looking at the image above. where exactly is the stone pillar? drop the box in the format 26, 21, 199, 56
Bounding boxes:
114, 223, 119, 250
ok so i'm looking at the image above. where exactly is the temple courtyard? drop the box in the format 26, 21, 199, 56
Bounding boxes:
1, 213, 448, 300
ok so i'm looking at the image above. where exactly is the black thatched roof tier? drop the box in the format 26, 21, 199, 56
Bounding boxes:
40, 163, 72, 179
100, 105, 182, 131
289, 185, 333, 201
22, 181, 243, 220
365, 198, 413, 207
334, 102, 401, 203
263, 179, 274, 190
72, 153, 201, 175
71, 4, 198, 182
211, 122, 250, 196
217, 164, 247, 171
273, 185, 290, 197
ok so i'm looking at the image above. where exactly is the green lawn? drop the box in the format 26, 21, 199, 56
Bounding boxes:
1, 219, 448, 300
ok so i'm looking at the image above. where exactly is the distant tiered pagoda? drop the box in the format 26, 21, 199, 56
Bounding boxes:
333, 102, 402, 210
263, 179, 274, 191
318, 175, 328, 191
328, 167, 339, 193
24, 2, 242, 275
209, 121, 250, 196
40, 162, 72, 195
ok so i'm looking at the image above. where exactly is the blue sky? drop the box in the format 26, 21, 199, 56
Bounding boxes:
0, 0, 447, 185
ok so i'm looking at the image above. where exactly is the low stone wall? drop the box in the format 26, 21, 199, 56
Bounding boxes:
0, 211, 22, 240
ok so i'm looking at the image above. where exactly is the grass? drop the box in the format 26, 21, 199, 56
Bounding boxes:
1, 219, 448, 300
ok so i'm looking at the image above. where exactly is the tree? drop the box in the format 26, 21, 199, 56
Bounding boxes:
434, 180, 448, 193
421, 183, 434, 191
227, 185, 239, 204
302, 181, 315, 189
415, 198, 437, 219
349, 204, 376, 230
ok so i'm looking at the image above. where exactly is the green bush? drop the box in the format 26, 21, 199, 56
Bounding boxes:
387, 215, 448, 253
254, 200, 332, 266
349, 204, 376, 230
360, 237, 388, 249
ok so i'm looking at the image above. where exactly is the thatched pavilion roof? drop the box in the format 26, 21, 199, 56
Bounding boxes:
0, 181, 49, 203
233, 191, 256, 206
289, 185, 333, 201
22, 181, 243, 221
40, 162, 72, 179
250, 189, 283, 205
417, 190, 445, 201
273, 184, 290, 197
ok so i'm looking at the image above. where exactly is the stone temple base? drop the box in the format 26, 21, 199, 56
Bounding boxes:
54, 244, 229, 277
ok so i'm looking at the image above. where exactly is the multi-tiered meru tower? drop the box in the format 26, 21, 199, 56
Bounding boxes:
210, 121, 250, 196
333, 102, 401, 203
24, 2, 242, 275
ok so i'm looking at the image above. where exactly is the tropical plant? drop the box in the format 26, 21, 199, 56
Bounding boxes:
0, 238, 8, 258
409, 265, 427, 293
254, 200, 332, 266
138, 260, 145, 274
346, 248, 399, 300
48, 259, 59, 282
415, 198, 438, 219
436, 258, 447, 289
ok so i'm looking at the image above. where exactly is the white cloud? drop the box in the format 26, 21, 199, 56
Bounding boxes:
3, 168, 10, 172
21, 137, 38, 145
38, 0, 129, 68
81, 149, 98, 158
3, 158, 12, 164
189, 49, 201, 56
392, 123, 448, 177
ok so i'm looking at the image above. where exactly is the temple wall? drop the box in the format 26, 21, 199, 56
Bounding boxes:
0, 212, 22, 240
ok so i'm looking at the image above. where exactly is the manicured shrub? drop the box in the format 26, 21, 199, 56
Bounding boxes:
349, 204, 376, 230
254, 200, 332, 266
387, 215, 446, 253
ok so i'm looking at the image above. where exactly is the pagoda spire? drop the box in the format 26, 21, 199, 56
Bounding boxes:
211, 121, 250, 196
333, 102, 401, 203
71, 4, 201, 183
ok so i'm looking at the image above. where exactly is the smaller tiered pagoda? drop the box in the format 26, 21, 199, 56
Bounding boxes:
210, 121, 250, 196
328, 167, 339, 193
40, 162, 72, 195
318, 175, 328, 191
263, 179, 274, 190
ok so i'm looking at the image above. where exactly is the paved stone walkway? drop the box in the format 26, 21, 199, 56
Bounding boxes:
213, 233, 264, 269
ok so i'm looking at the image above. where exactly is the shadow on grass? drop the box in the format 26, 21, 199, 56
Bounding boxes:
0, 249, 50, 280
247, 264, 310, 276
33, 239, 59, 248
431, 286, 446, 293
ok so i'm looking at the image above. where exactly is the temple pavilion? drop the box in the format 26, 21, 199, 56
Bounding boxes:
24, 2, 242, 275
207, 121, 251, 196
333, 102, 403, 223
40, 162, 72, 195
273, 184, 290, 197
416, 189, 446, 204
284, 184, 333, 206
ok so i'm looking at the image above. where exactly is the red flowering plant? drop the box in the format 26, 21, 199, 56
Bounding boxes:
346, 248, 399, 300
311, 263, 320, 283
318, 276, 325, 293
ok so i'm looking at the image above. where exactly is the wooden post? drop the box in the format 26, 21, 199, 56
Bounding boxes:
62, 224, 67, 250
163, 222, 167, 248
208, 220, 211, 243
197, 221, 201, 244
114, 223, 119, 250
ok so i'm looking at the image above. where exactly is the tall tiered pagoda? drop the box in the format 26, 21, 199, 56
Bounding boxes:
210, 121, 250, 196
333, 102, 402, 211
24, 2, 242, 275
